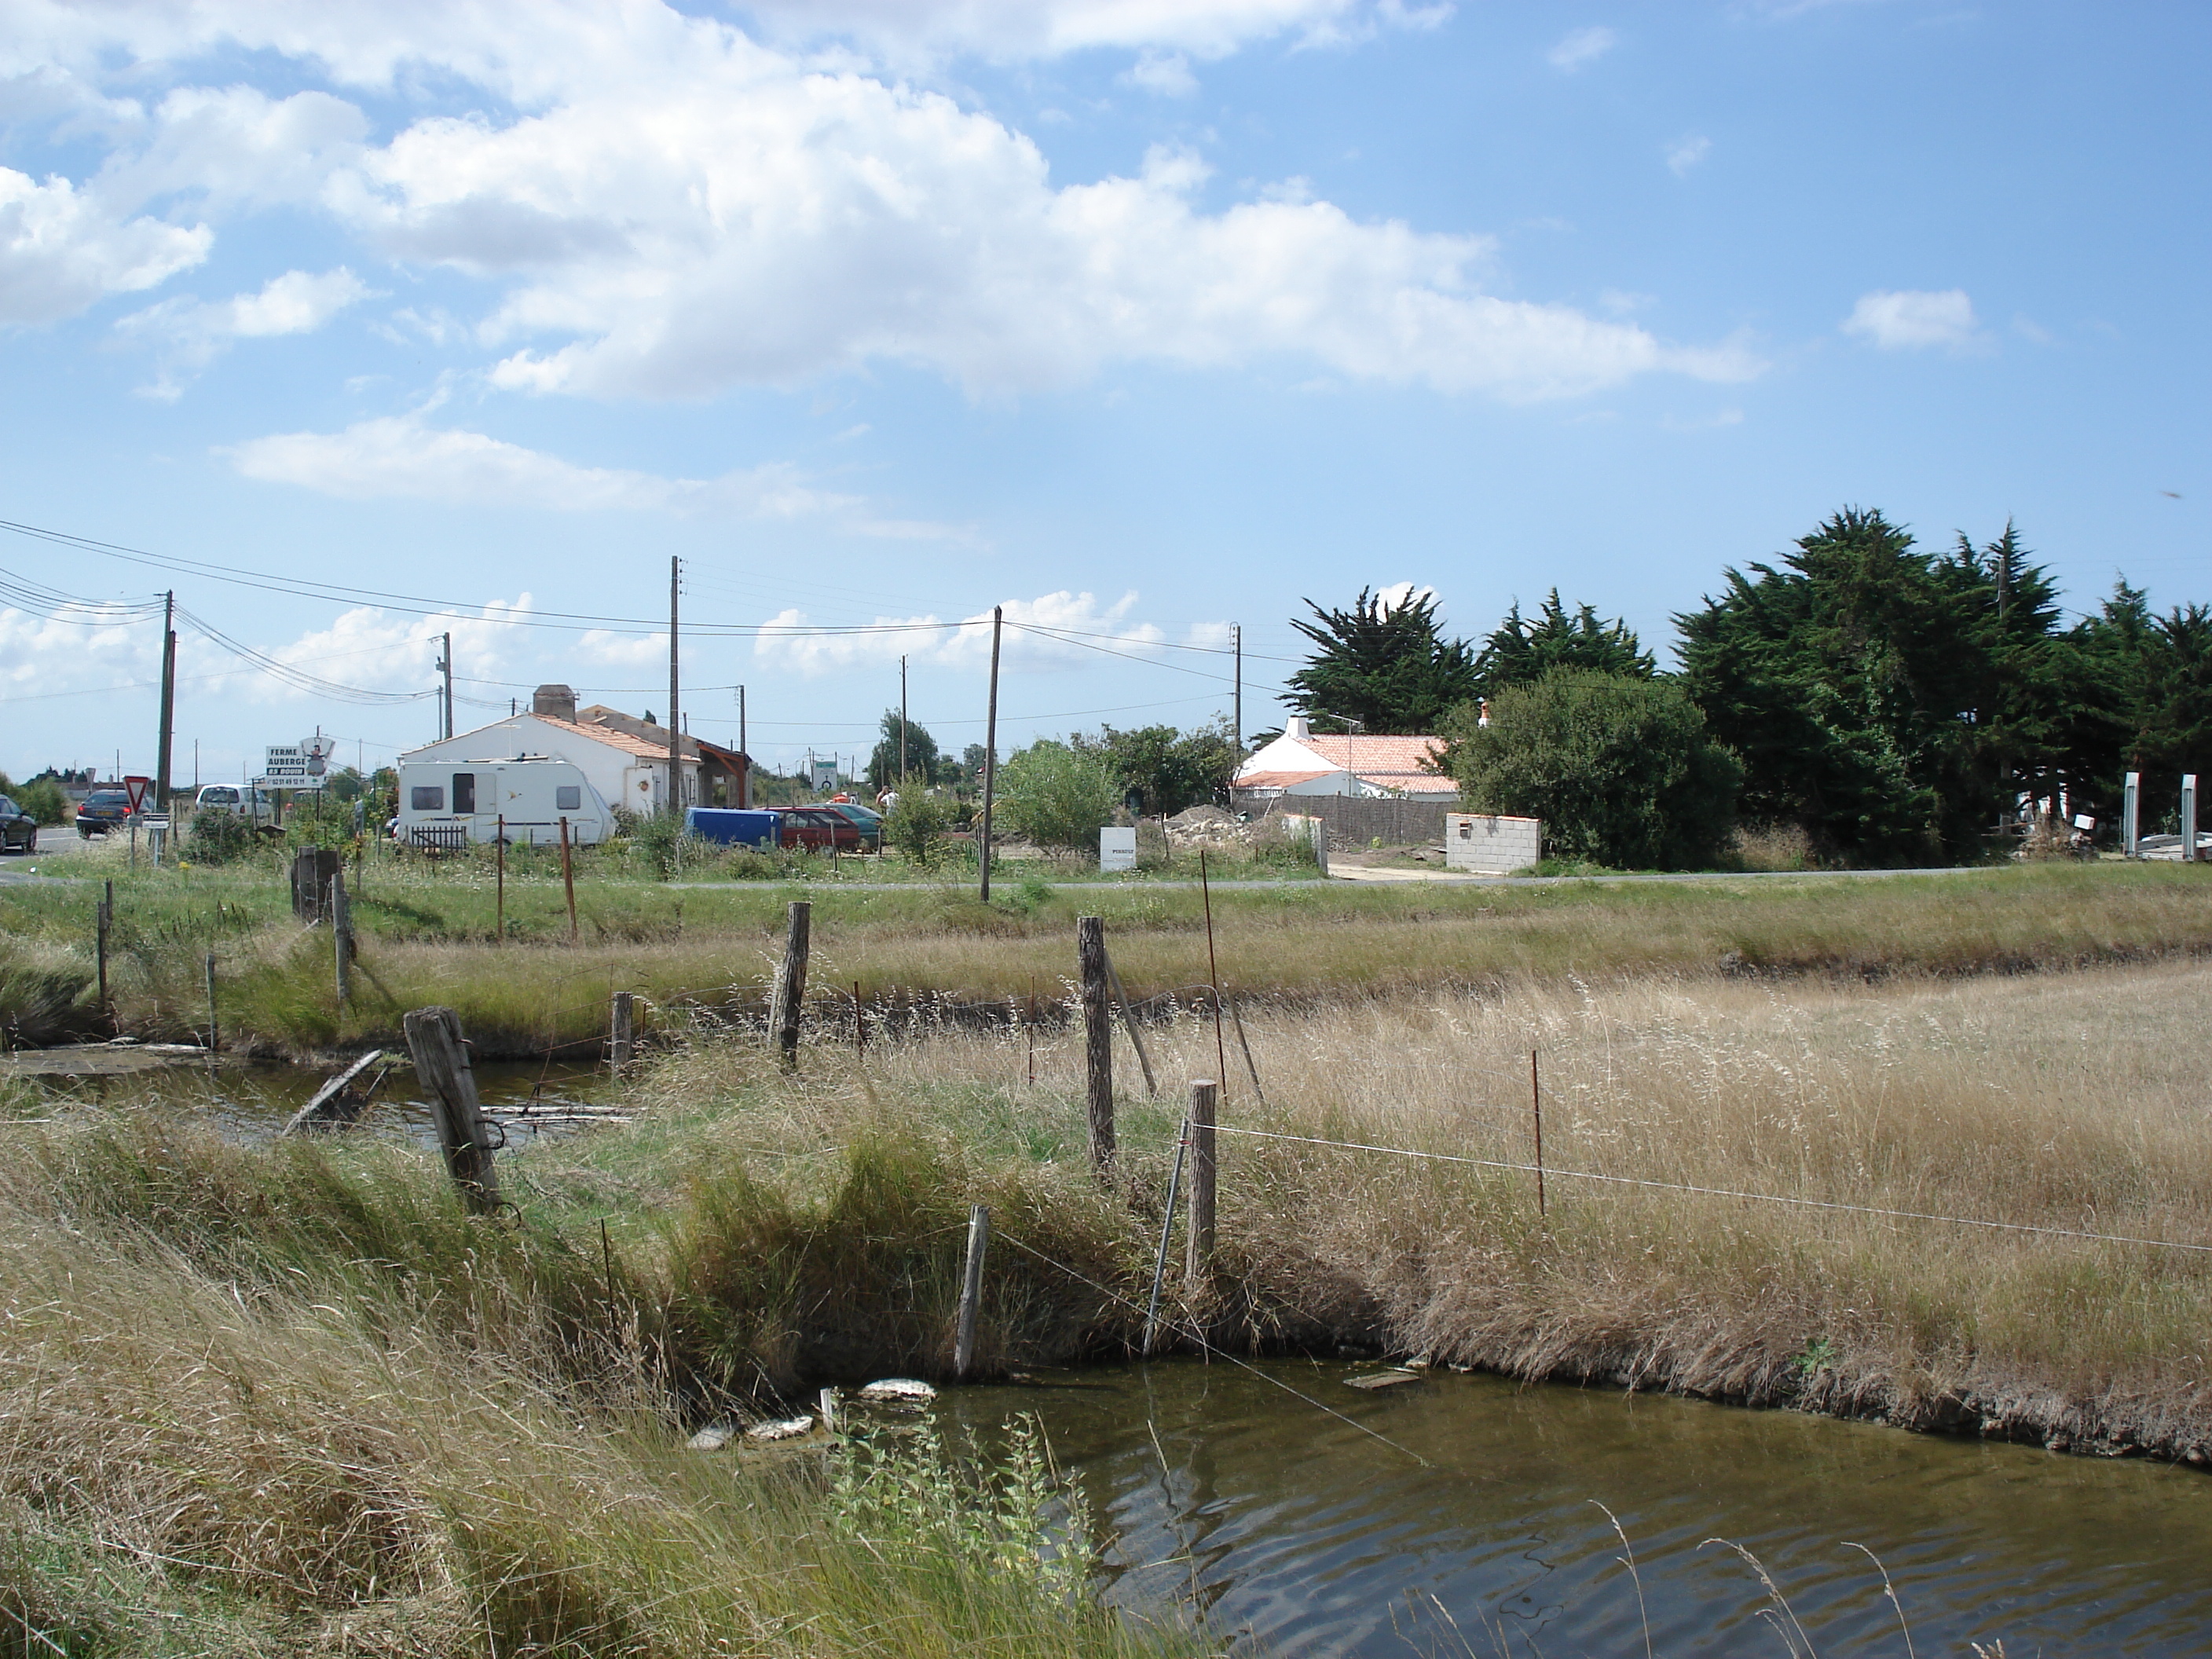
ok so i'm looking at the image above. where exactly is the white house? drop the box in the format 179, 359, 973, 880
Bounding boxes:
400, 696, 700, 818
1232, 716, 1456, 804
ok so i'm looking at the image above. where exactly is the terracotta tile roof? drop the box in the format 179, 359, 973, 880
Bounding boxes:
1299, 734, 1447, 775
534, 715, 682, 762
1232, 769, 1339, 792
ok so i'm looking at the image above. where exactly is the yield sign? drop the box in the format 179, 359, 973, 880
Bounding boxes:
123, 775, 152, 812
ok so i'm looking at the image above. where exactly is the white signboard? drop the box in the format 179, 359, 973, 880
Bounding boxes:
809, 758, 840, 793
262, 734, 335, 789
1100, 826, 1138, 873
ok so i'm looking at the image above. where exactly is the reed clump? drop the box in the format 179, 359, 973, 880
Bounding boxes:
0, 1112, 1204, 1657
10, 860, 2212, 1057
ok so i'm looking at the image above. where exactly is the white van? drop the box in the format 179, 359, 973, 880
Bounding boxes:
396, 757, 613, 848
194, 784, 276, 819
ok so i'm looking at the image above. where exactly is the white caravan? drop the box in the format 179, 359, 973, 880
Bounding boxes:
395, 757, 613, 848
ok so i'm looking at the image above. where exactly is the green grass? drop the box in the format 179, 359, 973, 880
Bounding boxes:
7, 855, 2212, 1057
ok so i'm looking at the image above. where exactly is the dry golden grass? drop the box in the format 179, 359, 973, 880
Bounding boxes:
763, 958, 2212, 1456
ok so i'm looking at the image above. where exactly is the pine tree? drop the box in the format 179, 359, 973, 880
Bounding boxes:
1284, 587, 1478, 734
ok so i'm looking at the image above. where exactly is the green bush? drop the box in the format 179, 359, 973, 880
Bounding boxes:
883, 789, 954, 868
994, 742, 1119, 855
1437, 668, 1741, 870
184, 810, 260, 865
13, 780, 68, 826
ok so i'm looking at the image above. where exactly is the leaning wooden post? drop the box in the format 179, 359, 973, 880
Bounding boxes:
1103, 947, 1158, 1098
203, 949, 217, 1053
402, 1005, 501, 1214
1078, 916, 1114, 1171
558, 816, 578, 943
1185, 1079, 1218, 1304
494, 815, 506, 946
1529, 1049, 1546, 1219
773, 899, 811, 1068
331, 870, 350, 1009
96, 881, 112, 1027
954, 1203, 991, 1380
610, 991, 635, 1069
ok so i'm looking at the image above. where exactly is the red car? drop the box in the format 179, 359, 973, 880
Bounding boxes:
779, 804, 868, 852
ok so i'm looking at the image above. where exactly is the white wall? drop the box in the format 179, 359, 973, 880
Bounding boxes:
1444, 813, 1541, 873
403, 714, 695, 815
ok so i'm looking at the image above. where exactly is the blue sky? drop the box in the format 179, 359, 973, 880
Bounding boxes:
1, 0, 2204, 786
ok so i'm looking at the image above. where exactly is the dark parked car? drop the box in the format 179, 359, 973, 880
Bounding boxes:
822, 801, 883, 850
0, 796, 35, 855
780, 804, 868, 852
76, 789, 133, 837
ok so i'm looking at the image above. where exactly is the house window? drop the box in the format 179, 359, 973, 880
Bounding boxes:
411, 786, 445, 811
555, 786, 581, 811
452, 773, 476, 813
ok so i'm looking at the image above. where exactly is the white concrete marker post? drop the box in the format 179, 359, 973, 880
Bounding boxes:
2185, 775, 2199, 864
2124, 771, 2141, 857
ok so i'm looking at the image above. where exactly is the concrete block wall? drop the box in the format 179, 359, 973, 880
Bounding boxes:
1444, 812, 1541, 873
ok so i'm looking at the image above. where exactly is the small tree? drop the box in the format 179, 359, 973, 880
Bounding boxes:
1285, 586, 1479, 734
882, 789, 954, 867
1075, 720, 1240, 815
866, 709, 943, 790
1437, 669, 1740, 870
1474, 590, 1654, 694
994, 740, 1119, 855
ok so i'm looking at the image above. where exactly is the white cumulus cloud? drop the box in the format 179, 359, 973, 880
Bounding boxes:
116, 266, 373, 396
0, 167, 211, 325
1841, 288, 1981, 352
222, 414, 856, 517
8, 2, 1748, 405
1665, 135, 1710, 176
1547, 25, 1616, 71
753, 590, 1174, 677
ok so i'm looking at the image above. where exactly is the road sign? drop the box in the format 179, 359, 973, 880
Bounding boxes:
123, 775, 152, 812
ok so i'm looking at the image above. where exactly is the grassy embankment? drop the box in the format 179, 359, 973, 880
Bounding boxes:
5, 862, 2212, 1646
6, 851, 2212, 1055
0, 1096, 1207, 1657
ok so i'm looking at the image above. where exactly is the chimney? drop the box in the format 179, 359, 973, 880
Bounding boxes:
1287, 715, 1310, 741
532, 683, 577, 721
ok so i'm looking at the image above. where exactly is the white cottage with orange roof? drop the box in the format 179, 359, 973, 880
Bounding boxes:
1231, 716, 1457, 804
399, 685, 701, 819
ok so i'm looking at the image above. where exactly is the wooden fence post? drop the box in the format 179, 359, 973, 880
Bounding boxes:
610, 991, 635, 1069
331, 870, 351, 1009
954, 1203, 990, 1380
96, 881, 112, 1027
1078, 916, 1114, 1171
559, 816, 578, 943
774, 899, 811, 1068
1186, 1079, 1218, 1302
203, 949, 217, 1053
1103, 947, 1158, 1097
402, 1006, 501, 1214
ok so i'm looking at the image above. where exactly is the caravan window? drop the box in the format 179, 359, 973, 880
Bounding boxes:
411, 786, 445, 811
452, 773, 476, 814
555, 785, 581, 811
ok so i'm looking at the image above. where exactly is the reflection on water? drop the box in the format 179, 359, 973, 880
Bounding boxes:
16, 1057, 610, 1148
946, 1361, 2212, 1657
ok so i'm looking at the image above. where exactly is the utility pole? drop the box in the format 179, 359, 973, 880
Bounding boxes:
737, 684, 748, 808
1232, 622, 1242, 753
154, 589, 177, 808
899, 654, 909, 782
979, 605, 1002, 903
667, 555, 682, 815
438, 632, 453, 740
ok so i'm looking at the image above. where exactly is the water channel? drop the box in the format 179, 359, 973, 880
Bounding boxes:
946, 1360, 2212, 1657
16, 1062, 2210, 1652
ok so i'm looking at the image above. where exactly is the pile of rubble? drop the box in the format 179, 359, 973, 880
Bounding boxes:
1163, 804, 1257, 849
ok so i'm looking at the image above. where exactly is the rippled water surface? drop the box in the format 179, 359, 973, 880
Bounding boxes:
946, 1360, 2212, 1656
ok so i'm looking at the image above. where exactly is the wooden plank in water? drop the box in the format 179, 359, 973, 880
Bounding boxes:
280, 1049, 386, 1135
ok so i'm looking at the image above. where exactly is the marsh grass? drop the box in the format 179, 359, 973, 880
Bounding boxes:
595, 956, 2212, 1455
10, 861, 2212, 1057
0, 1111, 1203, 1657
